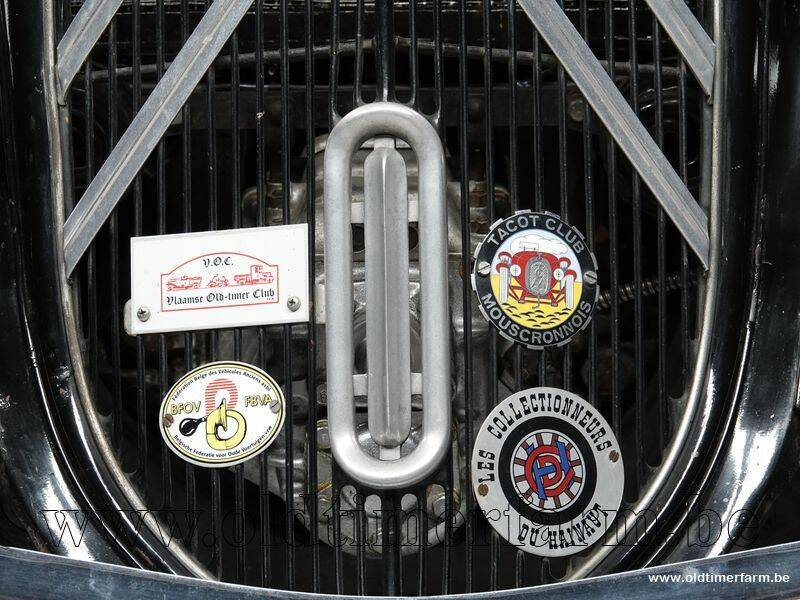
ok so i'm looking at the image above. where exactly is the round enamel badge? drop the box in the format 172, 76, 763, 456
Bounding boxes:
472, 387, 624, 557
472, 211, 598, 349
160, 361, 285, 468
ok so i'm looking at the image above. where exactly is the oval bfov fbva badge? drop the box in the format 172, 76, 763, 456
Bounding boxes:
160, 361, 285, 468
472, 211, 598, 349
472, 387, 624, 557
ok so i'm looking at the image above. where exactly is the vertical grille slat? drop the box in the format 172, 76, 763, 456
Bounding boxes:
627, 0, 647, 491
153, 0, 174, 512
653, 11, 670, 458
302, 0, 321, 591
179, 0, 199, 556
58, 0, 710, 595
132, 0, 148, 492
604, 0, 622, 441
279, 0, 296, 589
108, 17, 123, 455
580, 0, 598, 410
457, 1, 474, 594
254, 1, 273, 585
482, 1, 500, 590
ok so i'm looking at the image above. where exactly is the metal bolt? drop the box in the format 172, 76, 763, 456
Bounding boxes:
477, 483, 489, 497
136, 306, 151, 322
584, 271, 598, 286
432, 494, 447, 517
477, 261, 492, 277
287, 296, 301, 312
316, 419, 331, 449
269, 397, 282, 414
163, 414, 174, 427
609, 450, 619, 463
568, 98, 587, 122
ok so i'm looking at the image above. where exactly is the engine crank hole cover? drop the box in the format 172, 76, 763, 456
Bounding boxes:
471, 211, 599, 349
472, 387, 624, 557
160, 361, 285, 468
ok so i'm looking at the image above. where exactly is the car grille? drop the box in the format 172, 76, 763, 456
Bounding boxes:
58, 0, 708, 594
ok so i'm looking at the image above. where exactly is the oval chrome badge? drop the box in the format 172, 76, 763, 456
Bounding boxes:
160, 361, 285, 468
472, 211, 598, 349
471, 387, 624, 557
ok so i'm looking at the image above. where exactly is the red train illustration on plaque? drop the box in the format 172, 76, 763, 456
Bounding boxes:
233, 264, 275, 286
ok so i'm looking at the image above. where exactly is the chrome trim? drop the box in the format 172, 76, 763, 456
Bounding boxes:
62, 0, 254, 275
45, 0, 214, 581
570, 0, 722, 578
644, 0, 716, 96
324, 102, 451, 489
56, 0, 124, 102
6, 540, 800, 599
517, 0, 710, 268
364, 140, 412, 453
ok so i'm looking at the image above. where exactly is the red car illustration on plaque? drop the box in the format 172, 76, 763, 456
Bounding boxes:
165, 275, 202, 291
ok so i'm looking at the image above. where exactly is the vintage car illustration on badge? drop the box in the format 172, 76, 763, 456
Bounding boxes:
472, 211, 599, 349
165, 275, 202, 291
159, 252, 281, 313
495, 248, 578, 309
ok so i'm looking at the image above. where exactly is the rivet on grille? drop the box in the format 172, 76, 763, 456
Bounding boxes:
287, 296, 301, 312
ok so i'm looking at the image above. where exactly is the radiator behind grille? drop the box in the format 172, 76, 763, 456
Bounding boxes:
59, 0, 706, 594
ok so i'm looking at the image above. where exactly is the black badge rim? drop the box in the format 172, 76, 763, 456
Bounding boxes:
498, 416, 598, 527
472, 211, 599, 350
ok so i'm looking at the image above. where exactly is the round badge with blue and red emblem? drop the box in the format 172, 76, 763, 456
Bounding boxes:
472, 387, 624, 557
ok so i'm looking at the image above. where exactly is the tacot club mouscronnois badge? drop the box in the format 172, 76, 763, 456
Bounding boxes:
160, 361, 285, 468
472, 211, 598, 349
472, 387, 624, 557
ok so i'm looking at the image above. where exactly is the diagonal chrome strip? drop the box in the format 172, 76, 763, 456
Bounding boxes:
644, 0, 715, 96
56, 0, 125, 103
63, 0, 254, 275
518, 0, 710, 268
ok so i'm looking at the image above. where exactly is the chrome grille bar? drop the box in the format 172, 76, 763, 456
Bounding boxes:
324, 102, 450, 489
364, 139, 412, 455
62, 0, 253, 275
518, 0, 710, 268
644, 0, 716, 96
56, 0, 124, 102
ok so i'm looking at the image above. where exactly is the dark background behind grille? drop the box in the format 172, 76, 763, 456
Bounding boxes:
59, 0, 705, 594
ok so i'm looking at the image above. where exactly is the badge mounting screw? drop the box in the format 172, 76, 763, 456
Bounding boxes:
477, 261, 492, 277
136, 306, 151, 322
477, 483, 489, 497
609, 450, 619, 463
287, 296, 301, 312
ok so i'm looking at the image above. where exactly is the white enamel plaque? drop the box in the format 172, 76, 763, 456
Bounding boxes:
129, 225, 309, 335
